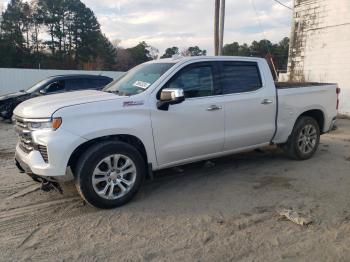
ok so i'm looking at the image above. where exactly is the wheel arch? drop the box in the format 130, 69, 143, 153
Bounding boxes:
297, 109, 325, 133
68, 134, 148, 177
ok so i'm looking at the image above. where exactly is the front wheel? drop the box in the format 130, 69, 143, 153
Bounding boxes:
75, 141, 146, 209
283, 116, 320, 160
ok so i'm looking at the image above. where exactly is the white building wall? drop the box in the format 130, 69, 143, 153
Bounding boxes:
0, 68, 124, 96
287, 0, 350, 114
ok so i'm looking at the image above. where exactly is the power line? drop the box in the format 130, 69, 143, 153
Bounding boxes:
272, 0, 293, 11
249, 0, 271, 53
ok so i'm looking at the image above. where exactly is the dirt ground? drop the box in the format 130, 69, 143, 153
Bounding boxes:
0, 120, 350, 261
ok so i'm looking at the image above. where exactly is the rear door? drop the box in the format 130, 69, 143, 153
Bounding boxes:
151, 62, 225, 166
219, 61, 276, 150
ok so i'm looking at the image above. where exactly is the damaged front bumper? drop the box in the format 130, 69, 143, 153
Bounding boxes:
15, 156, 64, 193
15, 148, 74, 183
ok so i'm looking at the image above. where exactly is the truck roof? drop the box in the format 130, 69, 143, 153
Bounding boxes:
46, 74, 113, 80
150, 55, 266, 64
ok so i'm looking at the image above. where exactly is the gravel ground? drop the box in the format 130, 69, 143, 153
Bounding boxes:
0, 119, 350, 261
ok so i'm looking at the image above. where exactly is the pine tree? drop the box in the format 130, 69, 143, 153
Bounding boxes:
0, 0, 27, 67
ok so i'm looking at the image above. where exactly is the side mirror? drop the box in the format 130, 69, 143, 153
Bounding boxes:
39, 89, 46, 95
157, 88, 185, 111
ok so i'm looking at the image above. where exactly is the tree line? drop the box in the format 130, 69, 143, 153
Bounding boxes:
222, 37, 290, 72
160, 39, 289, 72
0, 0, 116, 70
0, 0, 289, 72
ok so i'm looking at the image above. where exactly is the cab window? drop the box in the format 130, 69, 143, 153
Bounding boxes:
221, 62, 262, 94
44, 80, 65, 93
165, 65, 214, 98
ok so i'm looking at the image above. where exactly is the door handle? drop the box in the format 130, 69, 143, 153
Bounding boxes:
207, 105, 222, 111
261, 99, 273, 105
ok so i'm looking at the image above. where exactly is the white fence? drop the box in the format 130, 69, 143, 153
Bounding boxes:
0, 68, 124, 95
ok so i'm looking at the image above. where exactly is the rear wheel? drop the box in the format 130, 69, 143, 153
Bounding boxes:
283, 116, 320, 160
75, 141, 145, 209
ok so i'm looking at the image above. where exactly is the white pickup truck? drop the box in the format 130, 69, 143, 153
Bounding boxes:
13, 56, 340, 208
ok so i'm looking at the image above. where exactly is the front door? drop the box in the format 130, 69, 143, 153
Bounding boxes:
151, 62, 225, 167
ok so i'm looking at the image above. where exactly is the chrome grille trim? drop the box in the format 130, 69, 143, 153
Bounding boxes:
14, 115, 50, 163
14, 116, 51, 123
16, 121, 28, 128
14, 115, 34, 155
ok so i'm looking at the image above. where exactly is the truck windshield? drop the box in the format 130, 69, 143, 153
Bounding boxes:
104, 62, 175, 96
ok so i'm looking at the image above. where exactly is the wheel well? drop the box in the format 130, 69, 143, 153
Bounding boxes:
299, 109, 325, 132
68, 135, 148, 176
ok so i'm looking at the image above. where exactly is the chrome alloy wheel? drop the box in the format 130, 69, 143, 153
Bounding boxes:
92, 154, 137, 200
297, 124, 317, 154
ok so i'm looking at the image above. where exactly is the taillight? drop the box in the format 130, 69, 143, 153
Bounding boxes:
336, 87, 341, 110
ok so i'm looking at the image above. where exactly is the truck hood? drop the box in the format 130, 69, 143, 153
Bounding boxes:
14, 90, 122, 118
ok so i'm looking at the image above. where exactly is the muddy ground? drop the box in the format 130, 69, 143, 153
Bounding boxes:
0, 120, 350, 261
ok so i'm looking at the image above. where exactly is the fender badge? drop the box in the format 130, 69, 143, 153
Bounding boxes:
123, 101, 144, 107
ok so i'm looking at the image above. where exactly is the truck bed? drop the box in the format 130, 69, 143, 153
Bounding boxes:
273, 82, 338, 144
275, 82, 335, 89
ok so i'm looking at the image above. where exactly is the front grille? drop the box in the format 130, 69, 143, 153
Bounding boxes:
14, 116, 49, 163
37, 145, 49, 163
14, 117, 34, 153
15, 118, 28, 129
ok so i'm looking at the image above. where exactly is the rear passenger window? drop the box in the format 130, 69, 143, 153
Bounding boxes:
85, 79, 102, 89
84, 78, 112, 89
99, 78, 112, 87
221, 63, 262, 94
65, 79, 86, 91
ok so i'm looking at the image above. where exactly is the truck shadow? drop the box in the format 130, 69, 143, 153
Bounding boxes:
140, 145, 289, 198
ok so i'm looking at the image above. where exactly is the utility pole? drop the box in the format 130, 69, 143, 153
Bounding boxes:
214, 0, 220, 56
218, 0, 225, 55
214, 0, 225, 56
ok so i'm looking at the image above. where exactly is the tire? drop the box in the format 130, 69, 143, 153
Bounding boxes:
283, 116, 320, 160
74, 141, 146, 209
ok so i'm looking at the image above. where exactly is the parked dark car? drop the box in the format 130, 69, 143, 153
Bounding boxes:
0, 74, 113, 120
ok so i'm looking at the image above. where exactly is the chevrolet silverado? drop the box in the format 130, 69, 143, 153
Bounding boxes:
13, 56, 340, 208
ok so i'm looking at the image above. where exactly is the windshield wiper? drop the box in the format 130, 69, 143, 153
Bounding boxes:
105, 90, 120, 94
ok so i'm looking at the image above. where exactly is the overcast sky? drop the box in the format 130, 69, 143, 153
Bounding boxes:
1, 0, 293, 55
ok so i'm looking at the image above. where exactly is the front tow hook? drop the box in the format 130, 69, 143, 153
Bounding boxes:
41, 180, 63, 194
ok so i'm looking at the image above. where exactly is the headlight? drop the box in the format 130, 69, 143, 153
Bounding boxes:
27, 117, 62, 131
